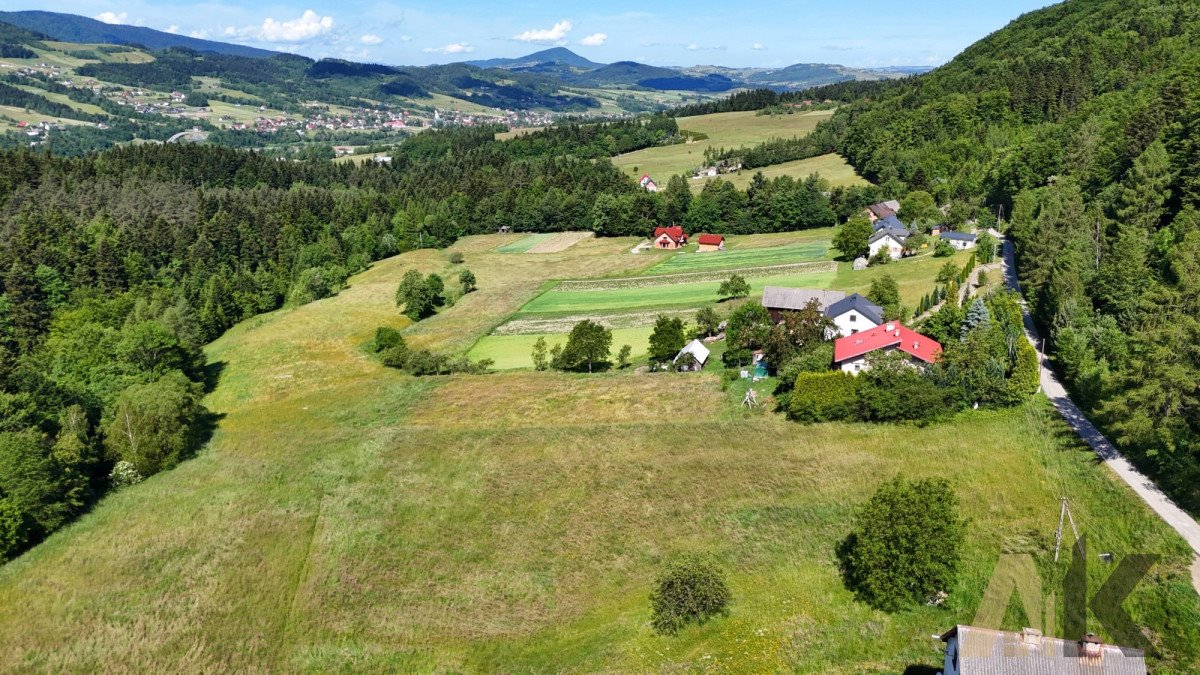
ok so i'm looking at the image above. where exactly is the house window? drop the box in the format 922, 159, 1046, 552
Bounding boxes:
851, 329, 858, 334
849, 314, 856, 322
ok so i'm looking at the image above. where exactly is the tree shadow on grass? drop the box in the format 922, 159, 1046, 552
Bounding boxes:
202, 360, 227, 394
903, 665, 941, 675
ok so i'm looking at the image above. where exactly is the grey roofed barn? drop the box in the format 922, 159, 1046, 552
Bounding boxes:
761, 287, 847, 313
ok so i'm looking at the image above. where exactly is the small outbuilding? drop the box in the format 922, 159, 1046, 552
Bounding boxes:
939, 230, 977, 250
939, 625, 1146, 675
696, 234, 726, 252
673, 339, 710, 371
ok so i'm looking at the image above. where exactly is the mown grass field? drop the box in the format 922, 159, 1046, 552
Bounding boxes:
469, 326, 656, 370
648, 241, 830, 274
693, 153, 871, 192
613, 109, 834, 182
496, 233, 555, 253
0, 233, 1196, 672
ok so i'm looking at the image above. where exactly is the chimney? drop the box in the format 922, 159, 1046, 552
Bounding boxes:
913, 341, 920, 350
1081, 633, 1103, 658
885, 323, 895, 331
1020, 627, 1042, 647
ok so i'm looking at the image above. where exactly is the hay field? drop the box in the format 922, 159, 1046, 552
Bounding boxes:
613, 109, 834, 182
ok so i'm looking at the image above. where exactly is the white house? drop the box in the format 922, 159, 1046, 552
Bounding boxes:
833, 322, 942, 374
823, 293, 884, 337
939, 230, 977, 250
939, 625, 1146, 675
868, 227, 910, 260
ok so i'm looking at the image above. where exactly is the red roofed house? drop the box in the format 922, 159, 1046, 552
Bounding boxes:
653, 226, 688, 250
639, 174, 659, 192
696, 234, 725, 252
833, 322, 941, 374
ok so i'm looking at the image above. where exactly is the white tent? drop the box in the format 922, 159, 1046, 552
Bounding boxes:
673, 339, 710, 371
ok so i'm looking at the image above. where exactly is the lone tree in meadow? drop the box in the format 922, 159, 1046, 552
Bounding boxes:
833, 216, 873, 260
396, 269, 436, 321
553, 320, 612, 373
650, 554, 732, 634
648, 315, 686, 366
531, 336, 549, 371
839, 476, 966, 611
459, 269, 477, 294
718, 274, 750, 301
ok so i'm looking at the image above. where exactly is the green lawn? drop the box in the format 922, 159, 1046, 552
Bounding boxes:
648, 241, 830, 274
520, 251, 969, 317
613, 109, 834, 182
496, 233, 556, 253
469, 326, 655, 370
520, 270, 839, 315
0, 239, 1196, 672
692, 153, 871, 192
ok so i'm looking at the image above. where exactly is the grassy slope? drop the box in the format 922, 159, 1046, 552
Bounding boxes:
0, 236, 1196, 671
613, 109, 833, 181
692, 153, 870, 193
647, 241, 830, 274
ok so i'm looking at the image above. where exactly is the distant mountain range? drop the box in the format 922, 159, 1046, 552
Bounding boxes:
0, 10, 932, 93
0, 10, 276, 58
470, 46, 930, 91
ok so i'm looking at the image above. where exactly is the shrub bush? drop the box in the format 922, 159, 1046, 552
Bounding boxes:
650, 554, 732, 634
840, 476, 966, 611
449, 252, 465, 264
372, 326, 404, 353
788, 371, 858, 422
108, 460, 144, 489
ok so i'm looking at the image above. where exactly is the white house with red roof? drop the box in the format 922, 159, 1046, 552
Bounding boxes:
833, 322, 942, 374
639, 174, 660, 192
653, 226, 688, 249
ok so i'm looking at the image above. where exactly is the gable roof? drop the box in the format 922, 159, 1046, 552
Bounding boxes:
940, 230, 977, 242
873, 214, 906, 231
940, 625, 1146, 675
761, 287, 846, 312
673, 339, 710, 365
833, 322, 941, 364
824, 293, 884, 325
867, 203, 896, 219
697, 234, 724, 246
869, 227, 910, 245
653, 226, 686, 242
640, 173, 656, 186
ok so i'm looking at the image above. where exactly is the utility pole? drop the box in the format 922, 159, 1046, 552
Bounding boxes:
1054, 497, 1080, 562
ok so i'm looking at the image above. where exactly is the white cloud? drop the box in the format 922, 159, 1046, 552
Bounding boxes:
399, 35, 413, 42
751, 42, 765, 50
260, 10, 334, 42
95, 11, 128, 25
190, 29, 210, 39
423, 42, 474, 54
686, 43, 701, 51
579, 33, 607, 47
360, 34, 383, 45
513, 20, 572, 43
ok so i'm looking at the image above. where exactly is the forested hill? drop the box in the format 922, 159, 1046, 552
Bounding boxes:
823, 0, 1200, 511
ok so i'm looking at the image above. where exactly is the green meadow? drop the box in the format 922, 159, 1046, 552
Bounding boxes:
693, 153, 872, 192
0, 233, 1196, 672
613, 109, 834, 182
648, 241, 831, 274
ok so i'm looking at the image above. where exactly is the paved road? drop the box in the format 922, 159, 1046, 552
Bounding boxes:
1001, 240, 1200, 589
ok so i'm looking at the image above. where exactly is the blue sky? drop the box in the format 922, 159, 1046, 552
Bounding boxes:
11, 1, 1057, 67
